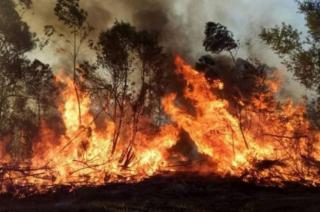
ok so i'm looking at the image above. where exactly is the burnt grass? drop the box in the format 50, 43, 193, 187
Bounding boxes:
1, 173, 320, 212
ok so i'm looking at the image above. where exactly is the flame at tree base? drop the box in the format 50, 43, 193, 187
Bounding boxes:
1, 56, 320, 196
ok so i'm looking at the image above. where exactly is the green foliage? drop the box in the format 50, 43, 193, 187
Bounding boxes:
298, 0, 320, 41
260, 23, 302, 55
260, 1, 320, 90
260, 0, 320, 128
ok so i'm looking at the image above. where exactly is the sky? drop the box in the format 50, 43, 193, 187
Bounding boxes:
23, 0, 309, 98
24, 0, 306, 65
176, 0, 306, 63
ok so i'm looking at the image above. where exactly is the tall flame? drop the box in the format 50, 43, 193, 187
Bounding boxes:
1, 56, 320, 196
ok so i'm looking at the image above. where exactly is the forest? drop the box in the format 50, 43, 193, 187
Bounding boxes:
1, 0, 320, 211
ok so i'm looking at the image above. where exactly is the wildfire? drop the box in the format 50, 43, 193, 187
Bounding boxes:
1, 56, 320, 196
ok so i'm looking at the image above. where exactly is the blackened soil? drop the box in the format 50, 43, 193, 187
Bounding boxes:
1, 173, 320, 212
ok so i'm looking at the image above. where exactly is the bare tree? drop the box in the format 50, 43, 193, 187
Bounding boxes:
80, 22, 171, 166
54, 0, 92, 126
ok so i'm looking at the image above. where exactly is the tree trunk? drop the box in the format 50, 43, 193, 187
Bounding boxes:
73, 27, 82, 127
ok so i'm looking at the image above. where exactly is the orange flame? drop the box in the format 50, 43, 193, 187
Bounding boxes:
1, 56, 320, 196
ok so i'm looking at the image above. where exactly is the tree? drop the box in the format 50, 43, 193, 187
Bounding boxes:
196, 22, 268, 107
196, 22, 275, 149
299, 0, 320, 41
0, 0, 35, 135
53, 0, 92, 126
25, 60, 59, 126
96, 22, 136, 159
203, 22, 239, 62
260, 0, 320, 128
260, 0, 320, 91
80, 22, 171, 166
0, 0, 60, 160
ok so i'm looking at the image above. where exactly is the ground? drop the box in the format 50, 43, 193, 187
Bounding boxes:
1, 173, 320, 211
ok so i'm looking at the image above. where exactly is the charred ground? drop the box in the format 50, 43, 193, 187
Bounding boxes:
2, 173, 320, 211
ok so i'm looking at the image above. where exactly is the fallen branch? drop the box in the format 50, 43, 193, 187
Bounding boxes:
263, 133, 308, 140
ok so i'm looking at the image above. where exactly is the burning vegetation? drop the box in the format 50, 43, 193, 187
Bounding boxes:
1, 55, 320, 196
1, 0, 320, 200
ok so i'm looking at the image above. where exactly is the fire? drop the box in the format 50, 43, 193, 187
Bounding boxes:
164, 57, 320, 185
1, 56, 320, 196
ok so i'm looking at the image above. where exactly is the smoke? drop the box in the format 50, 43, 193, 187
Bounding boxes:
23, 0, 305, 61
21, 0, 309, 98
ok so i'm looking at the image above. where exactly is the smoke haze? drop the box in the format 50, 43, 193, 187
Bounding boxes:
22, 0, 309, 97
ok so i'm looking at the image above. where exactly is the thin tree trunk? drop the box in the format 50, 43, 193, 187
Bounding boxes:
37, 95, 41, 128
238, 107, 249, 149
73, 27, 82, 126
229, 50, 236, 64
121, 62, 147, 166
111, 70, 128, 155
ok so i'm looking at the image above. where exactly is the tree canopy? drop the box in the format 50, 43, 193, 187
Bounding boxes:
260, 0, 320, 91
0, 0, 60, 157
203, 22, 238, 55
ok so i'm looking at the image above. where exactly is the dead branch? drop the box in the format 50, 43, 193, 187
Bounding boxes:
263, 133, 308, 140
237, 108, 249, 149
